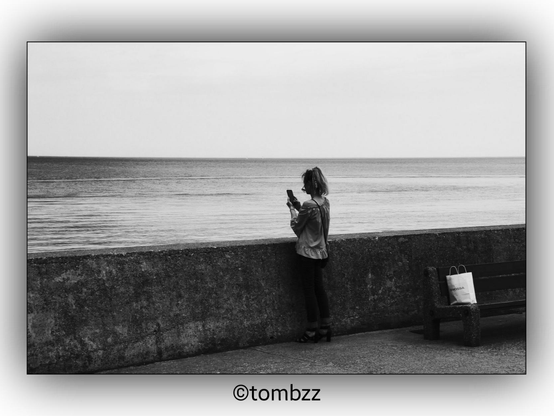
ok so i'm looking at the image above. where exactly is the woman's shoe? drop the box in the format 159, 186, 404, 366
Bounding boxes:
295, 331, 319, 343
317, 325, 332, 342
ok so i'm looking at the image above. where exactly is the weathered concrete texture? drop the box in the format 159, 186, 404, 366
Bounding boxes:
27, 225, 525, 373
100, 313, 526, 375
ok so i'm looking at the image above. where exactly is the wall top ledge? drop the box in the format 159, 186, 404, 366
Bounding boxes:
28, 224, 525, 260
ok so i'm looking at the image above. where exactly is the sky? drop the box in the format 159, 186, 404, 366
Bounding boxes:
27, 42, 526, 158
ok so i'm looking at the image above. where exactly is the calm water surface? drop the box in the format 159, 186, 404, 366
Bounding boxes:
27, 157, 525, 253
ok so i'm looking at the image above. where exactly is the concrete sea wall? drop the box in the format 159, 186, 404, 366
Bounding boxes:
27, 225, 525, 374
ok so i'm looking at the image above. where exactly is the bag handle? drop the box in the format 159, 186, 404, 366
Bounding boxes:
312, 199, 328, 247
449, 264, 467, 275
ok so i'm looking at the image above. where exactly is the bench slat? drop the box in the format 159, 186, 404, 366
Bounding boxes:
473, 273, 526, 292
437, 261, 525, 280
479, 300, 526, 310
438, 273, 526, 297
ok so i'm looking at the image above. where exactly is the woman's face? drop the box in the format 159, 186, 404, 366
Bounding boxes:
302, 181, 313, 194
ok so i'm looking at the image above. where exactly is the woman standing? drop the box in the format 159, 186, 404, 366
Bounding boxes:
287, 167, 332, 343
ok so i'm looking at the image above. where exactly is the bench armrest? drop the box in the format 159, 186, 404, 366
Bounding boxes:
432, 303, 480, 318
423, 266, 445, 310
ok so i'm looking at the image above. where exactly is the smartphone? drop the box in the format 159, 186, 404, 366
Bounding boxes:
287, 189, 296, 201
287, 189, 301, 210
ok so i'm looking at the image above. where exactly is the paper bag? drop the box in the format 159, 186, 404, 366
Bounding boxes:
446, 265, 477, 305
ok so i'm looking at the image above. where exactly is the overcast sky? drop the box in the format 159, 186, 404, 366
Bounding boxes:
27, 42, 525, 158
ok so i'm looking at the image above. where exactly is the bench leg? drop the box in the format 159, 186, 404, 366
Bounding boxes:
424, 311, 440, 340
462, 306, 481, 347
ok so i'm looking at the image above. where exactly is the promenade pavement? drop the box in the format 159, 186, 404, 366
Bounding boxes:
100, 312, 525, 375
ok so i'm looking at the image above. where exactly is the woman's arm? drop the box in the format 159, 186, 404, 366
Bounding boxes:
290, 202, 313, 237
289, 206, 298, 220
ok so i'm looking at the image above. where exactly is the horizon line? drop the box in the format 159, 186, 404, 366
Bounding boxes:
27, 155, 526, 160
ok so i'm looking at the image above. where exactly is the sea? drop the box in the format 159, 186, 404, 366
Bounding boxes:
27, 157, 526, 254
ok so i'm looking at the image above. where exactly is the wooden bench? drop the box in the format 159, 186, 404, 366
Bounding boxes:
423, 261, 526, 347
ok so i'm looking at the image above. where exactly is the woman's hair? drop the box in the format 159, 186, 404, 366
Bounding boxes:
302, 167, 329, 196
